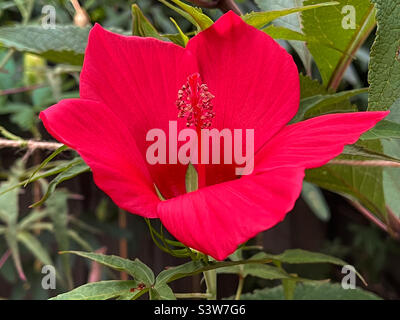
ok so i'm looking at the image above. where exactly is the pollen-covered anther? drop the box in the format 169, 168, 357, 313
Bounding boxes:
176, 73, 215, 129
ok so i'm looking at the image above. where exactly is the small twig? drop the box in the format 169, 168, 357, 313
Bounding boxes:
187, 0, 242, 15
0, 138, 63, 151
329, 159, 400, 168
0, 83, 45, 96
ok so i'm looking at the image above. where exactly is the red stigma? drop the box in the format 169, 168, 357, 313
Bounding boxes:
176, 73, 215, 129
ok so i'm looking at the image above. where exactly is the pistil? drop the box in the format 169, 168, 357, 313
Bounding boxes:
176, 73, 215, 188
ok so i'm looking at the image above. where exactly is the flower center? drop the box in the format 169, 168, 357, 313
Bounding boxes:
176, 73, 215, 129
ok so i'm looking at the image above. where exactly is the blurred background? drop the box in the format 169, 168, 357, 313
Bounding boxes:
0, 0, 399, 300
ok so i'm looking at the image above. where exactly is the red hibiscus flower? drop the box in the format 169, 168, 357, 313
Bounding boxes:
40, 11, 388, 260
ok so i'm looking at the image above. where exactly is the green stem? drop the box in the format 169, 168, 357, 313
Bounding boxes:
175, 292, 212, 299
203, 268, 217, 300
234, 274, 244, 300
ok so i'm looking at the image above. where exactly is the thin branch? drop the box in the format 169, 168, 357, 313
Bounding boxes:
329, 159, 400, 168
0, 84, 45, 96
0, 138, 63, 151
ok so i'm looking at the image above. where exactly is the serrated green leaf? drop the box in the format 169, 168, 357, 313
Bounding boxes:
301, 181, 331, 221
368, 0, 400, 112
239, 282, 381, 300
361, 120, 400, 140
218, 263, 290, 280
306, 140, 387, 221
341, 142, 400, 163
302, 0, 376, 88
257, 249, 347, 265
155, 257, 292, 286
150, 284, 176, 300
243, 2, 339, 29
0, 25, 89, 65
292, 87, 365, 123
299, 75, 387, 222
50, 280, 139, 300
62, 251, 155, 286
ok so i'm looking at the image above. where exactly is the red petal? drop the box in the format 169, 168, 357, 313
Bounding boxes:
186, 11, 300, 184
255, 111, 390, 171
157, 167, 304, 260
40, 99, 160, 218
80, 24, 197, 198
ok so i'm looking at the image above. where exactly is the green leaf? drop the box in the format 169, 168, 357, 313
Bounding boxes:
185, 163, 198, 193
341, 142, 400, 163
361, 120, 400, 140
159, 0, 213, 31
299, 75, 387, 222
301, 181, 331, 221
5, 227, 25, 281
17, 231, 53, 266
292, 87, 365, 123
0, 158, 85, 197
243, 2, 339, 29
302, 0, 376, 88
25, 145, 68, 186
155, 258, 293, 287
50, 280, 139, 300
218, 263, 290, 280
170, 17, 189, 46
0, 25, 89, 65
46, 191, 72, 287
262, 25, 306, 41
0, 178, 19, 224
239, 282, 381, 300
62, 251, 155, 286
150, 284, 176, 300
368, 0, 400, 112
31, 159, 90, 208
18, 210, 48, 230
256, 0, 312, 72
306, 141, 387, 221
131, 4, 164, 39
382, 139, 400, 218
